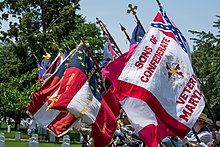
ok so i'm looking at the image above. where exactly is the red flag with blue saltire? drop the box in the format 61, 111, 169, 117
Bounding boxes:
102, 6, 205, 147
47, 44, 117, 147
28, 50, 78, 136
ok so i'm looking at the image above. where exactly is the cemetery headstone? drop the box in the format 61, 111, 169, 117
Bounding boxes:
0, 133, 5, 147
49, 132, 55, 142
15, 132, 21, 141
29, 134, 39, 147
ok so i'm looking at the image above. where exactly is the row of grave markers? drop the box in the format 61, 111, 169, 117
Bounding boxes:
0, 132, 72, 147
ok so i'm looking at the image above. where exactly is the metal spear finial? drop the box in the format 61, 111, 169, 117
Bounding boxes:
120, 23, 131, 43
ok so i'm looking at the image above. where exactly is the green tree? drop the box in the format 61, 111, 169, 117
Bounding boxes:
190, 15, 220, 119
0, 67, 39, 128
0, 0, 103, 129
0, 0, 103, 74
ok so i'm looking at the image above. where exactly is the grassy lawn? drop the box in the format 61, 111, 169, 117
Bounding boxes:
0, 129, 30, 139
0, 121, 82, 146
5, 140, 82, 147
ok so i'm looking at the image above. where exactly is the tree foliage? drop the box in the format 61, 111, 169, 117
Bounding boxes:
190, 15, 220, 119
0, 0, 103, 74
0, 0, 104, 128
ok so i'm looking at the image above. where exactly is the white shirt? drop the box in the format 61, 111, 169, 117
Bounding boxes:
187, 130, 212, 145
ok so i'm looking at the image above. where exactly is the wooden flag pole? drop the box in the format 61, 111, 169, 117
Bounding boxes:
46, 16, 62, 33
197, 78, 219, 131
96, 17, 123, 55
96, 17, 109, 42
81, 38, 101, 71
120, 23, 131, 43
202, 93, 219, 131
32, 51, 40, 63
169, 138, 177, 147
192, 127, 201, 143
96, 17, 106, 36
127, 4, 146, 34
71, 37, 79, 48
63, 43, 71, 52
156, 0, 162, 7
198, 79, 219, 131
52, 39, 62, 52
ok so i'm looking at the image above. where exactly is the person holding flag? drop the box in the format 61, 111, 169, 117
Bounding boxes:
41, 52, 51, 70
42, 51, 68, 81
37, 52, 51, 82
180, 113, 212, 147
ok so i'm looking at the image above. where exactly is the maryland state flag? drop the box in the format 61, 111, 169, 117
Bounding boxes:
48, 44, 117, 147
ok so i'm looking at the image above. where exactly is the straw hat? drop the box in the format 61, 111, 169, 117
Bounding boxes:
43, 52, 51, 59
198, 113, 207, 122
206, 118, 213, 125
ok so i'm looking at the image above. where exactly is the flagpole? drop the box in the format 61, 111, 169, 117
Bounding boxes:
63, 43, 71, 52
81, 39, 101, 71
96, 17, 109, 42
52, 39, 62, 52
31, 50, 40, 63
192, 128, 201, 143
96, 18, 106, 36
156, 0, 162, 7
127, 4, 146, 34
46, 16, 62, 33
198, 79, 219, 131
96, 17, 123, 55
169, 138, 177, 147
120, 24, 131, 43
71, 37, 79, 47
202, 94, 219, 131
199, 79, 219, 131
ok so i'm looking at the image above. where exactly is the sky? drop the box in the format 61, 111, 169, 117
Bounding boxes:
78, 0, 219, 53
0, 0, 219, 53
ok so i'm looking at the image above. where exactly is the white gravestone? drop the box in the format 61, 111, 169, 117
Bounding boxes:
32, 134, 38, 142
7, 125, 11, 133
61, 135, 70, 147
15, 132, 21, 141
63, 135, 70, 144
49, 132, 55, 142
61, 142, 70, 147
29, 135, 39, 147
0, 133, 5, 147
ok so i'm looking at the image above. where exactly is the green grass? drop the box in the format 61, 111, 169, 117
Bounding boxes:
0, 121, 29, 139
0, 121, 81, 146
5, 140, 82, 147
0, 129, 30, 139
